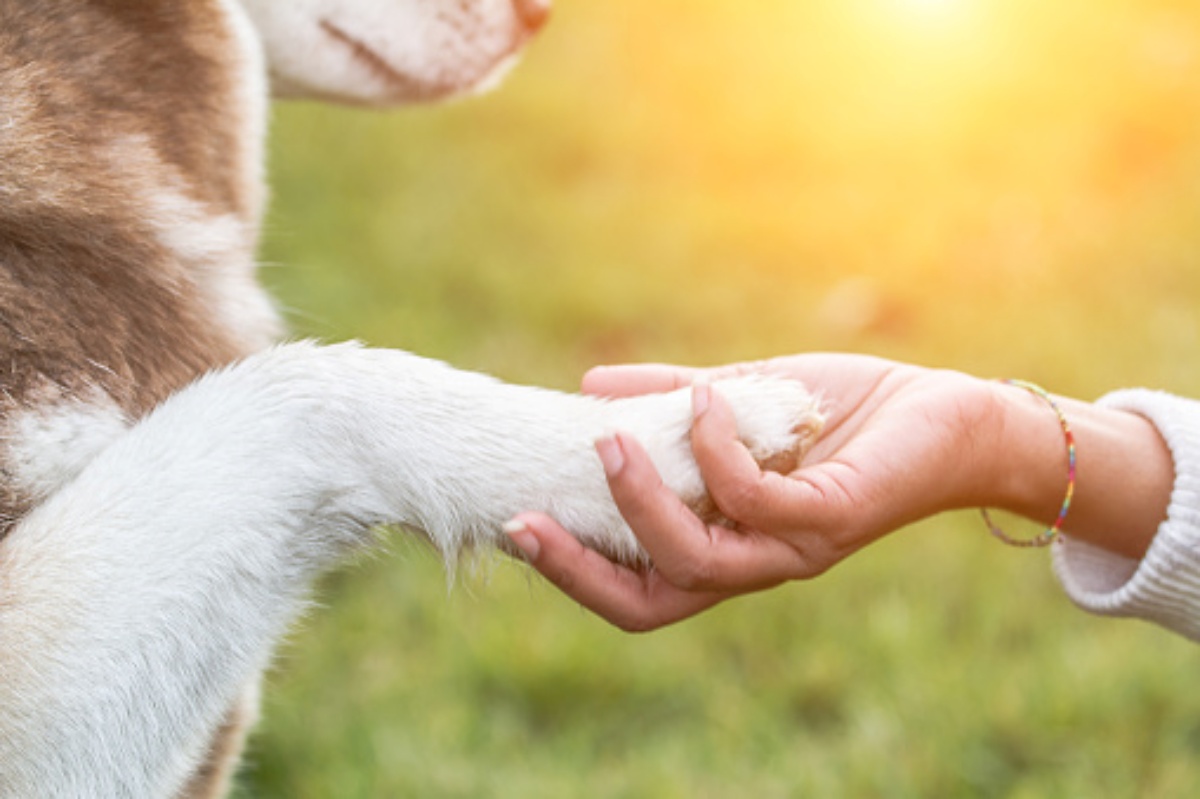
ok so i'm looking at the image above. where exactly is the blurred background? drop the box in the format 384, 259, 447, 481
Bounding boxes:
234, 0, 1200, 795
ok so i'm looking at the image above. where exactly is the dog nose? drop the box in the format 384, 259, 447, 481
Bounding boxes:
513, 0, 551, 33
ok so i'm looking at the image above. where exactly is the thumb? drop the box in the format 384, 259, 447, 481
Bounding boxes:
582, 364, 698, 398
691, 382, 844, 536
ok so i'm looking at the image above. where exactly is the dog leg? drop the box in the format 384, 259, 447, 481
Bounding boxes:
0, 341, 820, 796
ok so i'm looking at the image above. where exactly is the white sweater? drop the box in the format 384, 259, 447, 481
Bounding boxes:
1054, 389, 1200, 640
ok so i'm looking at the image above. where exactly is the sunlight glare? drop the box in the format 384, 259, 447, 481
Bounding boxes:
884, 0, 976, 33
895, 0, 961, 17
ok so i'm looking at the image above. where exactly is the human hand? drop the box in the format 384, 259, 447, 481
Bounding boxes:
504, 355, 1011, 631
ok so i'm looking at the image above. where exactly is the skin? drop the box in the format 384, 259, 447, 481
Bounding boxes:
504, 355, 1176, 632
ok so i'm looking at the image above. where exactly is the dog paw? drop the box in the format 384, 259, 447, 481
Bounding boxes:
710, 375, 825, 478
610, 375, 825, 528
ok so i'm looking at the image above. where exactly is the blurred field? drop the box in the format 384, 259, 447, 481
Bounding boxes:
234, 0, 1200, 796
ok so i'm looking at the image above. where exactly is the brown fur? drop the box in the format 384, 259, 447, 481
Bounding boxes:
178, 685, 261, 799
0, 0, 261, 534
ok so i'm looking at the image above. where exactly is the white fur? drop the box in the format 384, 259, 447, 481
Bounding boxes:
237, 0, 549, 104
4, 389, 129, 506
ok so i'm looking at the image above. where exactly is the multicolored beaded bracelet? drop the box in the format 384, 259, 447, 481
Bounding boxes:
980, 379, 1077, 548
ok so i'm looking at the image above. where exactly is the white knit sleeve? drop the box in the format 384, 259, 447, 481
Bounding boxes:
1052, 389, 1200, 641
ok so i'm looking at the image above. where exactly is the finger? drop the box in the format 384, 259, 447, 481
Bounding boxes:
503, 513, 728, 631
602, 432, 808, 590
581, 363, 699, 398
581, 360, 781, 398
691, 384, 839, 536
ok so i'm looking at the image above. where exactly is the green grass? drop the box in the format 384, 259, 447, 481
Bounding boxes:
235, 1, 1200, 795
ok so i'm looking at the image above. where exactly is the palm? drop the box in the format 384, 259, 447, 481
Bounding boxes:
772, 355, 993, 543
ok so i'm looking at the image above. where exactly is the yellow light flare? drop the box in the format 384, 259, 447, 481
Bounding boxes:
883, 0, 976, 32
902, 0, 954, 11
892, 0, 965, 17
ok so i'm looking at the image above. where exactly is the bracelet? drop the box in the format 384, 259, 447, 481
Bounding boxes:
980, 379, 1076, 548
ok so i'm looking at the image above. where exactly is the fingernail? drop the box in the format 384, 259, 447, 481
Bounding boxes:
693, 379, 711, 418
595, 435, 625, 477
503, 519, 541, 560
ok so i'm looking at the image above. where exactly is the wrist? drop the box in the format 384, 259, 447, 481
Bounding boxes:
982, 380, 1072, 526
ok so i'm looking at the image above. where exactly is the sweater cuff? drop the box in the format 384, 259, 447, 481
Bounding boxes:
1052, 389, 1200, 641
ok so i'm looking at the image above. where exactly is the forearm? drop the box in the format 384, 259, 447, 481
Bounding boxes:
988, 381, 1173, 560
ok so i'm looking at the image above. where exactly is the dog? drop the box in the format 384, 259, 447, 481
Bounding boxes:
0, 2, 824, 796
